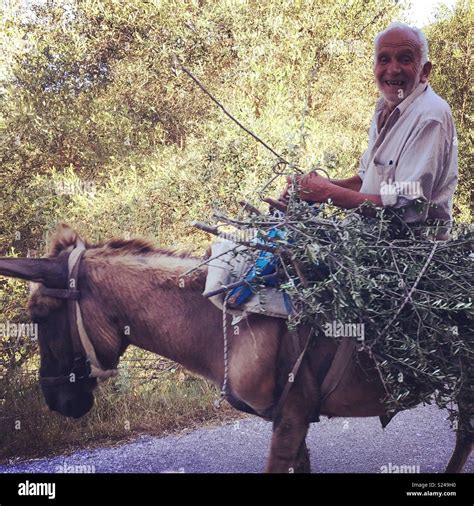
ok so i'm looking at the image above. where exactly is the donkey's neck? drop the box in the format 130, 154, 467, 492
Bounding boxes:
87, 253, 225, 383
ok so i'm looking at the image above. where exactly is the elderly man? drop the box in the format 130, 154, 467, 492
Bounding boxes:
282, 22, 458, 236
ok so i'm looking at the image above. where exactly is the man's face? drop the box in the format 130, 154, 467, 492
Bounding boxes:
374, 29, 430, 108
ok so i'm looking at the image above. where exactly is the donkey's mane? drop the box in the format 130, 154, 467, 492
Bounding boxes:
95, 238, 196, 259
47, 224, 204, 290
48, 224, 197, 259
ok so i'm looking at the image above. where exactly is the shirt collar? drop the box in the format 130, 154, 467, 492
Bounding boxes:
376, 81, 429, 117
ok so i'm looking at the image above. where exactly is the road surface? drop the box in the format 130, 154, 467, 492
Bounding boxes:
0, 403, 472, 473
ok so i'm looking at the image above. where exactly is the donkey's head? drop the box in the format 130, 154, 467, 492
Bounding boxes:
0, 224, 101, 418
1, 224, 204, 419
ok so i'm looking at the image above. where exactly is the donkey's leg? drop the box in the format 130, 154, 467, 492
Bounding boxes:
445, 399, 473, 473
295, 440, 311, 473
265, 391, 311, 473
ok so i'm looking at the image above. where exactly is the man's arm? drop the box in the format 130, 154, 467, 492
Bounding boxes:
294, 172, 382, 208
323, 184, 382, 208
329, 175, 363, 192
278, 174, 363, 204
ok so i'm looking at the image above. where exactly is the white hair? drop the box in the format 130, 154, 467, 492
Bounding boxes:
374, 22, 429, 65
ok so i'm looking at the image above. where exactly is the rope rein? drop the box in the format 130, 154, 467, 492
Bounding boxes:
216, 293, 231, 407
180, 64, 292, 167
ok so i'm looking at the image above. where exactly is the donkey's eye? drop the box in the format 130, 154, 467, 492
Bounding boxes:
29, 290, 63, 319
29, 302, 53, 320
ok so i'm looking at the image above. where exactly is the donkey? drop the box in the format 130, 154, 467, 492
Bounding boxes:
0, 224, 471, 473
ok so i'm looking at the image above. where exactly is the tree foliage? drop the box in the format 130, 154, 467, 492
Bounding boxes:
425, 0, 473, 223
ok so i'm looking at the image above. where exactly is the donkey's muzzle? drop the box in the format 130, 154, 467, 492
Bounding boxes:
46, 390, 94, 419
61, 392, 94, 418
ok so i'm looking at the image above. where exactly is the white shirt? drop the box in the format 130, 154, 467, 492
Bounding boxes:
358, 82, 458, 225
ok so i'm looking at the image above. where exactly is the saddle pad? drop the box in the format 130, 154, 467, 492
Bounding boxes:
204, 239, 292, 319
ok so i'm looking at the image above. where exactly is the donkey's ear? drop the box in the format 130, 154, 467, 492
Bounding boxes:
0, 257, 66, 287
48, 223, 84, 257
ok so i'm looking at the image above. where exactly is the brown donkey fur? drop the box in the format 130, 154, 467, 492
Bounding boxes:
0, 224, 471, 473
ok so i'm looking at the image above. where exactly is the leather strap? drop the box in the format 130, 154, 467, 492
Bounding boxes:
67, 246, 86, 358
40, 287, 80, 300
269, 333, 357, 421
67, 243, 117, 381
319, 337, 356, 404
271, 328, 314, 420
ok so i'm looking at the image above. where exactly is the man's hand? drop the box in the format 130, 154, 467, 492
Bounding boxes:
277, 172, 330, 203
271, 172, 331, 210
289, 172, 334, 203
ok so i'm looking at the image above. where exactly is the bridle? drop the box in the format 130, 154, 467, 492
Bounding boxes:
38, 241, 118, 387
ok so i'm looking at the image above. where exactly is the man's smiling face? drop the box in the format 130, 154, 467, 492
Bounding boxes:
374, 28, 431, 109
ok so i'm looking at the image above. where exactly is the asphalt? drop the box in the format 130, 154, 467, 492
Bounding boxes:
0, 403, 472, 474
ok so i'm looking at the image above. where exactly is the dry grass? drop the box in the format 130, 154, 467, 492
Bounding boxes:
0, 365, 244, 463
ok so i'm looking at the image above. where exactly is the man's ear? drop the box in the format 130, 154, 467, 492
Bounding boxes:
420, 61, 432, 83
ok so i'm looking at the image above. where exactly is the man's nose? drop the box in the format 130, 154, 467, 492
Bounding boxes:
387, 60, 402, 75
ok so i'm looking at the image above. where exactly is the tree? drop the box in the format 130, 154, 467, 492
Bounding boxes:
425, 0, 473, 223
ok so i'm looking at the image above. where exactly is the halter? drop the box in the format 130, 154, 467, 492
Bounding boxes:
39, 241, 118, 387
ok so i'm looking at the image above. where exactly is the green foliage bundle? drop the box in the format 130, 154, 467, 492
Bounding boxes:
220, 198, 473, 422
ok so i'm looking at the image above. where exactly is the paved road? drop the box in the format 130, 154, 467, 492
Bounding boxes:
0, 404, 472, 473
